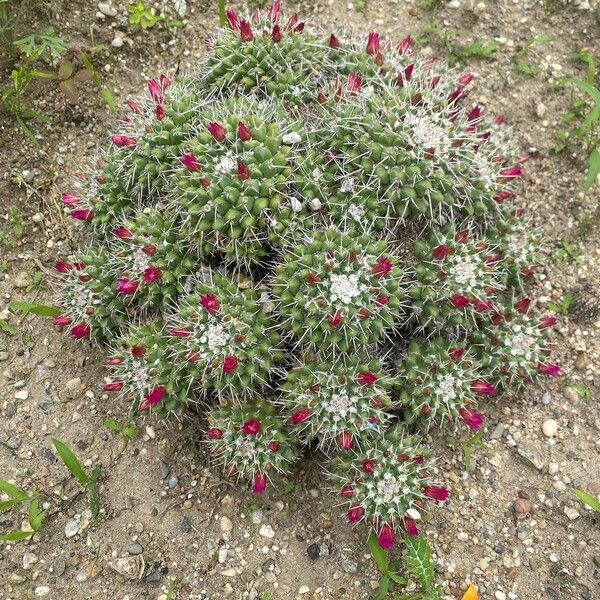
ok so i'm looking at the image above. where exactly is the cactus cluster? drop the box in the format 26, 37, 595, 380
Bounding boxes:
55, 2, 558, 550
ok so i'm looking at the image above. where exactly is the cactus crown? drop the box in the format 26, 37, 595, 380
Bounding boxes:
55, 2, 557, 551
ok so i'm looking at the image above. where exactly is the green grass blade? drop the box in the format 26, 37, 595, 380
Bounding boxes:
52, 439, 90, 485
583, 149, 600, 194
572, 488, 600, 512
0, 530, 34, 541
8, 301, 60, 317
367, 531, 389, 575
0, 479, 28, 500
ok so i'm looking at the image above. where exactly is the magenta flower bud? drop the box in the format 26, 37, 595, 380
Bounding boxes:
237, 122, 252, 141
237, 162, 250, 181
179, 154, 201, 171
70, 322, 90, 340
347, 72, 362, 94
337, 431, 352, 450
357, 371, 377, 387
327, 312, 343, 329
377, 523, 395, 550
340, 484, 354, 498
329, 33, 340, 49
114, 226, 133, 240
71, 209, 94, 222
494, 191, 514, 203
223, 355, 238, 374
397, 35, 412, 55
61, 193, 79, 207
473, 299, 494, 312
402, 516, 419, 537
449, 294, 470, 309
285, 13, 298, 32
111, 135, 137, 149
131, 346, 146, 357
267, 0, 281, 22
225, 9, 240, 31
500, 165, 523, 179
242, 419, 261, 436
53, 315, 72, 328
539, 315, 557, 330
432, 244, 449, 260
514, 298, 531, 314
458, 73, 474, 86
459, 407, 484, 430
366, 32, 380, 56
371, 256, 393, 278
239, 19, 253, 42
206, 122, 227, 142
449, 347, 465, 361
155, 105, 166, 121
271, 24, 282, 43
470, 380, 496, 397
468, 105, 482, 123
147, 78, 163, 103
206, 427, 223, 440
140, 385, 166, 410
448, 88, 465, 106
424, 485, 449, 502
346, 506, 364, 523
252, 472, 267, 495
290, 407, 310, 425
54, 261, 72, 273
537, 363, 560, 377
103, 381, 124, 392
200, 294, 220, 315
126, 100, 141, 113
143, 266, 161, 284
362, 459, 375, 475
169, 327, 191, 337
116, 278, 139, 295
403, 63, 414, 82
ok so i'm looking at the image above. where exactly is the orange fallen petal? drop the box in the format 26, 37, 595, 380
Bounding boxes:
462, 585, 478, 600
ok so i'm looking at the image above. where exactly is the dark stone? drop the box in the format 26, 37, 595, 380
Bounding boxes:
307, 543, 320, 560
494, 544, 505, 555
127, 542, 143, 555
145, 571, 161, 583
180, 517, 192, 533
261, 558, 275, 572
43, 448, 57, 463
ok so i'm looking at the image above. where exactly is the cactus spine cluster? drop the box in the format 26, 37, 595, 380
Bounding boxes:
55, 2, 558, 550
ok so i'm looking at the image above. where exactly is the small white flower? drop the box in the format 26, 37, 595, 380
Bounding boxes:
328, 273, 366, 304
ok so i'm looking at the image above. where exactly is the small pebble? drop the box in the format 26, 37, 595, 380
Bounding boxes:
542, 419, 558, 437
259, 524, 275, 538
127, 542, 143, 555
64, 520, 79, 538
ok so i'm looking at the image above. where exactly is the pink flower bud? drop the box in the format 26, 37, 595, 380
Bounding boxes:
114, 226, 133, 240
71, 209, 94, 222
340, 484, 354, 498
537, 363, 560, 377
377, 523, 395, 550
290, 407, 310, 425
366, 32, 380, 56
459, 407, 484, 430
252, 472, 267, 495
449, 294, 470, 309
268, 441, 279, 452
337, 431, 352, 450
449, 347, 464, 361
514, 298, 531, 314
116, 278, 139, 295
169, 327, 191, 337
147, 79, 163, 103
374, 295, 390, 307
54, 261, 72, 273
206, 122, 227, 142
346, 506, 364, 523
371, 257, 393, 278
206, 427, 223, 439
131, 346, 146, 357
473, 299, 494, 312
239, 19, 253, 42
357, 372, 377, 386
327, 312, 343, 329
155, 105, 166, 121
103, 381, 124, 392
329, 33, 340, 49
432, 244, 449, 260
226, 9, 239, 31
271, 24, 282, 43
111, 135, 137, 149
143, 244, 157, 256
242, 419, 261, 436
538, 315, 557, 330
223, 355, 238, 374
500, 165, 523, 179
61, 193, 79, 206
237, 162, 250, 180
200, 294, 220, 315
424, 485, 449, 502
285, 13, 298, 32
267, 0, 281, 22
70, 322, 90, 340
458, 73, 474, 86
347, 72, 362, 94
402, 516, 419, 537
180, 154, 201, 171
140, 386, 166, 410
397, 35, 412, 55
53, 315, 72, 328
470, 380, 496, 397
237, 122, 252, 141
362, 459, 375, 474
143, 266, 162, 284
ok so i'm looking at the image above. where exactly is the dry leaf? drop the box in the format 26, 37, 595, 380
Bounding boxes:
462, 585, 478, 600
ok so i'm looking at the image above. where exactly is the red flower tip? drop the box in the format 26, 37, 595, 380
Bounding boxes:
71, 209, 94, 222
223, 355, 238, 374
495, 115, 506, 126
468, 105, 482, 123
237, 121, 252, 141
491, 311, 503, 326
116, 278, 139, 295
242, 419, 261, 436
458, 73, 474, 86
252, 472, 267, 495
155, 105, 166, 121
290, 407, 311, 425
327, 312, 343, 329
473, 299, 494, 312
366, 32, 380, 56
449, 294, 470, 309
169, 327, 191, 337
199, 294, 220, 315
377, 523, 395, 550
140, 385, 166, 410
103, 381, 124, 392
111, 135, 137, 149
114, 226, 133, 240
143, 244, 157, 256
403, 63, 414, 82
268, 440, 279, 452
397, 35, 412, 55
374, 295, 390, 307
454, 229, 469, 243
271, 24, 282, 43
53, 315, 72, 328
449, 347, 465, 361
424, 485, 449, 502
285, 13, 298, 32
147, 78, 165, 104
537, 363, 560, 377
239, 19, 253, 42
70, 322, 90, 340
346, 506, 364, 524
348, 72, 362, 94
372, 257, 393, 278
267, 0, 281, 22
306, 272, 320, 285
329, 33, 340, 49
459, 407, 485, 430
131, 346, 146, 357
126, 100, 141, 113
340, 484, 354, 498
337, 431, 353, 450
54, 261, 72, 273
106, 357, 122, 366
402, 516, 419, 537
206, 122, 227, 142
179, 153, 201, 171
470, 379, 496, 397
362, 459, 375, 475
500, 165, 523, 179
143, 266, 162, 284
515, 298, 531, 314
237, 162, 250, 180
206, 427, 223, 440
432, 244, 449, 260
226, 9, 239, 31
539, 315, 557, 330
61, 193, 79, 207
495, 191, 514, 203
357, 371, 377, 387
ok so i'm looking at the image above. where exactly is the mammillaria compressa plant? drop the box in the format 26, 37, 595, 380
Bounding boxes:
54, 2, 560, 550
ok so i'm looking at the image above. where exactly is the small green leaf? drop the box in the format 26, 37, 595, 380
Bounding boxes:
583, 149, 600, 193
59, 78, 78, 102
121, 426, 138, 440
28, 498, 46, 531
572, 488, 600, 512
103, 419, 120, 432
367, 531, 389, 575
0, 479, 28, 500
8, 301, 60, 317
52, 439, 90, 485
101, 86, 115, 112
86, 481, 101, 519
0, 498, 29, 511
0, 530, 34, 542
371, 574, 390, 600
57, 61, 73, 80
404, 535, 436, 590
0, 320, 16, 335
73, 68, 93, 82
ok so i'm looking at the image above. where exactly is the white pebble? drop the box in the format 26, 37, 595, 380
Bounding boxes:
542, 419, 558, 437
282, 132, 301, 144
259, 524, 275, 538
